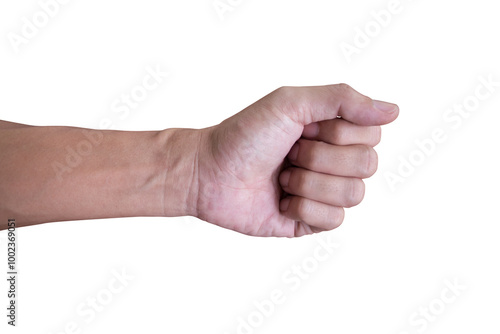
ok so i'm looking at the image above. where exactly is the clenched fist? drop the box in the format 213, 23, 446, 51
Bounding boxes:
192, 84, 399, 237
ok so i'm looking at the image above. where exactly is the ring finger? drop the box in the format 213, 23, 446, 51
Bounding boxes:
279, 167, 365, 208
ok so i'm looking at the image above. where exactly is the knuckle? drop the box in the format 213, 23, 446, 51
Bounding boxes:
303, 141, 323, 170
274, 86, 300, 107
338, 207, 345, 224
291, 169, 309, 193
345, 178, 365, 207
296, 198, 312, 219
336, 83, 353, 94
323, 206, 345, 230
268, 86, 297, 119
330, 207, 345, 228
330, 121, 347, 144
275, 86, 293, 97
372, 126, 382, 146
358, 145, 378, 177
334, 83, 372, 107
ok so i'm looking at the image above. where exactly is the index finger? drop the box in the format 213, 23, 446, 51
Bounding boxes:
302, 118, 382, 146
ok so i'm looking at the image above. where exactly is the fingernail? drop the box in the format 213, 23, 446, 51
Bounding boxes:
288, 142, 299, 161
373, 100, 398, 113
280, 197, 291, 211
280, 169, 291, 188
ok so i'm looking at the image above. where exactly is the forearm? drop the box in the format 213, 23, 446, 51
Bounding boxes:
0, 122, 200, 229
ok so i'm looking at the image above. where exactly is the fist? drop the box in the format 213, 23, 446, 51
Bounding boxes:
194, 84, 399, 237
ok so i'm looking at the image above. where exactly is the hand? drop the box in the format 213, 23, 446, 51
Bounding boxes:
193, 84, 399, 237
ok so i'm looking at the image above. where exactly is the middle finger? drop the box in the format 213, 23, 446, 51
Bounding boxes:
287, 139, 378, 178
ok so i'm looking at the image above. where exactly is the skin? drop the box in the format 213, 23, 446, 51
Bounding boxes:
0, 84, 398, 237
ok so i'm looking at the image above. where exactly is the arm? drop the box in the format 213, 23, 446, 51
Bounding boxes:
0, 124, 200, 229
0, 84, 398, 236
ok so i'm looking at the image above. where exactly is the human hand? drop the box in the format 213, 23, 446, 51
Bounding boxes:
192, 84, 399, 237
0, 84, 397, 233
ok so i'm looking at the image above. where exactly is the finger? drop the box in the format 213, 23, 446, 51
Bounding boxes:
279, 168, 365, 208
296, 223, 329, 235
279, 196, 345, 231
287, 139, 378, 178
276, 83, 399, 126
302, 119, 382, 146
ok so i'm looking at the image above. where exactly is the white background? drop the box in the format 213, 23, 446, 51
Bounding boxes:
1, 0, 499, 333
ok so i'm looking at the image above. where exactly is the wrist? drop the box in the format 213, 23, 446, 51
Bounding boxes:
157, 127, 203, 218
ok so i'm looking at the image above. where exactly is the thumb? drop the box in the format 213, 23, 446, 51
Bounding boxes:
278, 84, 399, 126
